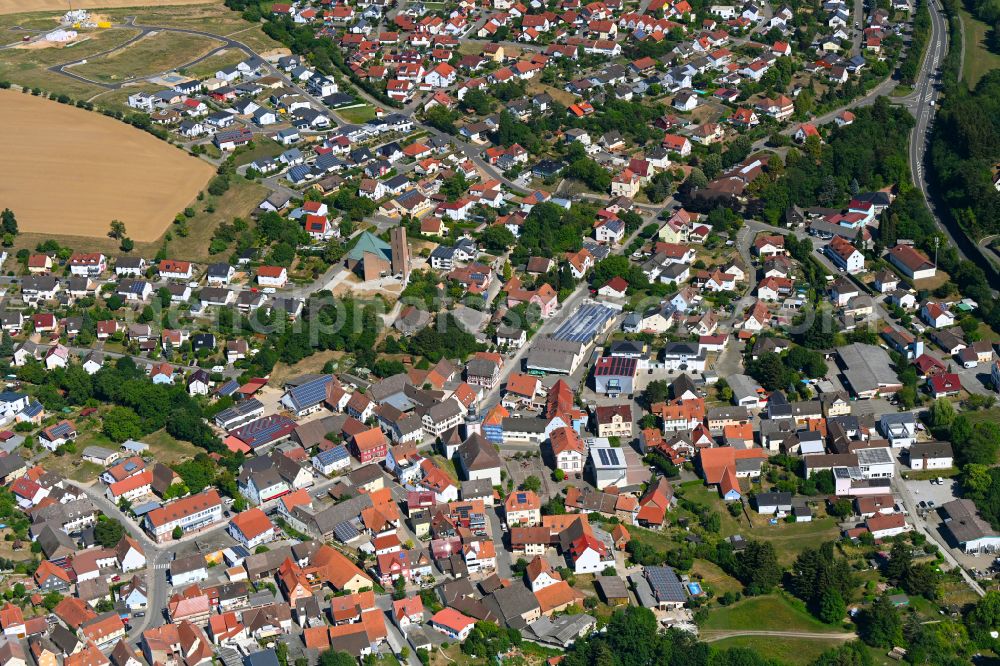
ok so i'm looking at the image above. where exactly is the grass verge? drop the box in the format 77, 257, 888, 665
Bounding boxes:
956, 2, 1000, 89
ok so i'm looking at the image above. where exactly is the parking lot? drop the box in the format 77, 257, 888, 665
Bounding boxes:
906, 477, 958, 512
903, 476, 995, 572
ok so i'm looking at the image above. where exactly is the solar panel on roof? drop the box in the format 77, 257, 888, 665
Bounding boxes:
552, 303, 616, 344
290, 376, 333, 410
123, 462, 137, 472
333, 521, 360, 542
646, 566, 687, 603
516, 492, 526, 503
217, 380, 239, 396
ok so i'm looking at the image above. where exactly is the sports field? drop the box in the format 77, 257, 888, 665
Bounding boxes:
0, 88, 212, 241
0, 0, 214, 14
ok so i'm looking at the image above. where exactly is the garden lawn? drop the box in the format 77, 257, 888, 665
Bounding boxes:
691, 559, 743, 596
709, 636, 849, 665
748, 517, 843, 566
701, 594, 841, 633
337, 105, 376, 124
963, 406, 1000, 425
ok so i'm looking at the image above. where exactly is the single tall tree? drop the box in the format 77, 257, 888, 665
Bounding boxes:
109, 219, 127, 240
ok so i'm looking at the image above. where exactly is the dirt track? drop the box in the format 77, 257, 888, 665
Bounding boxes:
0, 89, 212, 242
0, 0, 216, 15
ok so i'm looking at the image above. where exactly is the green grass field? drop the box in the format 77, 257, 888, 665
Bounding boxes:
956, 3, 1000, 89
142, 429, 200, 466
72, 30, 220, 83
701, 594, 844, 633
963, 405, 1000, 426
337, 104, 376, 124
233, 137, 286, 167
676, 480, 841, 565
710, 636, 850, 665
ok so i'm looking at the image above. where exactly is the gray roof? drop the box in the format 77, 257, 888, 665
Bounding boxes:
728, 374, 762, 402
707, 406, 750, 421
524, 614, 597, 646
461, 478, 494, 499
170, 553, 207, 576
755, 491, 793, 508
82, 445, 116, 460
856, 447, 893, 466
458, 433, 502, 472
942, 498, 998, 544
37, 524, 76, 558
500, 417, 549, 434
485, 583, 541, 629
908, 440, 953, 460
245, 649, 280, 666
301, 493, 374, 536
0, 453, 25, 479
594, 575, 629, 600
837, 343, 899, 395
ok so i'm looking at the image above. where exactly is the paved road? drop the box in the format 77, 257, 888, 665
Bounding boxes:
851, 0, 865, 55
903, 0, 962, 259
700, 630, 857, 642
49, 18, 337, 124
69, 481, 171, 641
48, 22, 229, 90
423, 126, 530, 195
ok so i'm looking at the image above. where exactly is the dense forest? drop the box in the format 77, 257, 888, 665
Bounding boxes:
928, 70, 1000, 239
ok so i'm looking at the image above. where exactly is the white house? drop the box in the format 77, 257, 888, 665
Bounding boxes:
921, 302, 955, 328
228, 508, 277, 550
824, 236, 865, 274
257, 266, 288, 288
879, 412, 917, 448
906, 441, 953, 470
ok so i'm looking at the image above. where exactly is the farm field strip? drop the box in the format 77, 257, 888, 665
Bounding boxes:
0, 88, 213, 241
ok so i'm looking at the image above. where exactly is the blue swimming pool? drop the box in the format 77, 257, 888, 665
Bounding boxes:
688, 582, 703, 595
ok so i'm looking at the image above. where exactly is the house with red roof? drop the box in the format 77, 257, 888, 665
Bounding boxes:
698, 447, 768, 501
228, 508, 277, 549
597, 276, 629, 299
158, 260, 193, 280
567, 532, 614, 574
928, 373, 962, 399
424, 63, 456, 88
794, 123, 821, 143
913, 353, 947, 378
257, 266, 287, 288
637, 477, 673, 527
430, 608, 476, 640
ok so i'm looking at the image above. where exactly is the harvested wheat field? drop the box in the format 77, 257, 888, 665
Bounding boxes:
0, 0, 215, 14
0, 89, 212, 241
